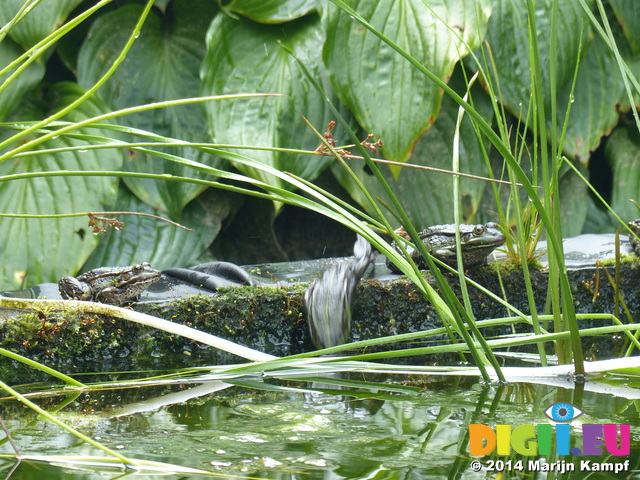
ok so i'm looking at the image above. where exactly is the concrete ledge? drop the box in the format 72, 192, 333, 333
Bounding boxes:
2, 257, 638, 382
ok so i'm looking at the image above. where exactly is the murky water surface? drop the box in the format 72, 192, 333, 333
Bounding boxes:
1, 374, 639, 479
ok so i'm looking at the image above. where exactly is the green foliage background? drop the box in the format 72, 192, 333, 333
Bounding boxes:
1, 0, 640, 288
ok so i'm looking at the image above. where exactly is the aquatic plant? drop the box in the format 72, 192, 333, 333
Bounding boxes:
1, 0, 639, 380
2, 0, 640, 474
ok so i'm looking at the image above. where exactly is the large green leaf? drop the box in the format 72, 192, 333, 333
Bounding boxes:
0, 82, 123, 289
484, 0, 588, 118
0, 37, 45, 121
224, 0, 317, 23
333, 72, 494, 227
323, 0, 492, 168
77, 0, 219, 218
201, 14, 339, 190
82, 186, 231, 271
606, 126, 640, 222
0, 0, 83, 50
609, 0, 640, 56
557, 36, 627, 164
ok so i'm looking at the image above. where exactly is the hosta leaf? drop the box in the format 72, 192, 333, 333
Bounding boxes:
0, 0, 83, 50
82, 187, 231, 271
333, 72, 494, 227
484, 0, 588, 119
556, 36, 627, 164
0, 37, 45, 121
323, 0, 492, 169
201, 14, 339, 190
77, 0, 219, 218
609, 0, 640, 55
0, 82, 122, 289
606, 126, 640, 222
225, 0, 317, 23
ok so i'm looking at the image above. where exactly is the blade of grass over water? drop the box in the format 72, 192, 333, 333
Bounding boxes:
286, 45, 502, 381
8, 3, 640, 476
3, 456, 218, 476
0, 140, 543, 337
0, 102, 558, 380
0, 298, 277, 362
0, 380, 138, 465
476, 36, 548, 363
0, 348, 84, 387
124, 315, 637, 380
328, 0, 584, 375
6, 0, 635, 380
450, 73, 507, 373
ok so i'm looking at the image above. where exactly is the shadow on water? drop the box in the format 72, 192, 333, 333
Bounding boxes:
1, 373, 639, 479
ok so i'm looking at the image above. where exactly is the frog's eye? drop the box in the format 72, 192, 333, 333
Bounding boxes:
473, 226, 485, 235
132, 265, 144, 274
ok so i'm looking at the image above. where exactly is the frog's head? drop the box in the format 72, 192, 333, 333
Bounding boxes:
460, 223, 505, 249
434, 223, 505, 265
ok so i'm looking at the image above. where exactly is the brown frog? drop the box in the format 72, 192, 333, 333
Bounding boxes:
388, 223, 505, 271
58, 263, 161, 305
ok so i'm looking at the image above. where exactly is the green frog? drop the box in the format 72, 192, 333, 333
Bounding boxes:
388, 223, 505, 271
628, 219, 640, 255
58, 263, 161, 305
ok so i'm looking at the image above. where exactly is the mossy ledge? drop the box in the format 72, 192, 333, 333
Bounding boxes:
2, 260, 640, 379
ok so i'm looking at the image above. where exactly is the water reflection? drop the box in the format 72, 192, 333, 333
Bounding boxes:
1, 374, 638, 479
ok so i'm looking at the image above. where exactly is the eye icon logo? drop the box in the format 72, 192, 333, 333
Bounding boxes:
544, 402, 583, 422
469, 402, 630, 457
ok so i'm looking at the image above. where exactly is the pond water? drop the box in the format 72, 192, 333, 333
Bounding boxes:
2, 235, 640, 478
1, 373, 638, 479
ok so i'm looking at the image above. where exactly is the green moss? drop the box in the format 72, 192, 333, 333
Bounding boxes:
2, 260, 638, 383
0, 306, 149, 378
143, 284, 307, 331
486, 258, 544, 275
0, 282, 308, 379
595, 253, 640, 266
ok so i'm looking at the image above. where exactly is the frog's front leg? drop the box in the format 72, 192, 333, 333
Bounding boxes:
432, 247, 458, 264
96, 286, 128, 305
58, 277, 93, 301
